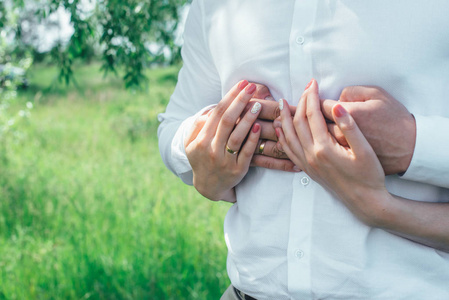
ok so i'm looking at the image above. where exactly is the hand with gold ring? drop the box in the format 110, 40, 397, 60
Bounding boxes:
185, 83, 300, 174
185, 80, 264, 203
258, 140, 266, 155
236, 86, 300, 172
226, 145, 239, 155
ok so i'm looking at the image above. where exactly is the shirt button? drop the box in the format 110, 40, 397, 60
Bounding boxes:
300, 177, 310, 186
296, 36, 305, 45
294, 249, 304, 259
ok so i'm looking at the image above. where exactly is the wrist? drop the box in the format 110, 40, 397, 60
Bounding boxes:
220, 189, 237, 203
365, 190, 397, 229
342, 186, 393, 228
193, 178, 236, 203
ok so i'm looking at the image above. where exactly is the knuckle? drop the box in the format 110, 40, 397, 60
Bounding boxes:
209, 151, 219, 163
373, 86, 386, 98
282, 162, 294, 172
306, 109, 314, 120
339, 118, 357, 132
221, 114, 236, 127
196, 138, 208, 150
227, 135, 240, 148
314, 145, 327, 160
236, 94, 250, 105
258, 158, 275, 170
340, 86, 352, 99
214, 103, 227, 116
272, 144, 285, 158
265, 160, 276, 170
243, 108, 258, 122
255, 83, 269, 96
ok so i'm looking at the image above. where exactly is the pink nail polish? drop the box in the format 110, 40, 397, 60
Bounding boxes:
252, 123, 260, 133
246, 83, 256, 94
238, 80, 249, 90
333, 104, 347, 118
304, 79, 314, 91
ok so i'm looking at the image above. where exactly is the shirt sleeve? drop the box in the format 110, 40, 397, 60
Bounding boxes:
157, 0, 221, 185
400, 114, 449, 188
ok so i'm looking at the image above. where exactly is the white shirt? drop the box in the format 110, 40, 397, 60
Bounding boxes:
158, 1, 449, 299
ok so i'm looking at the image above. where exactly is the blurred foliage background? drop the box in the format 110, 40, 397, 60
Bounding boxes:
0, 0, 231, 299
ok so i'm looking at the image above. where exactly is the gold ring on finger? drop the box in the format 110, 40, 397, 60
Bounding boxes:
258, 140, 267, 155
226, 145, 239, 155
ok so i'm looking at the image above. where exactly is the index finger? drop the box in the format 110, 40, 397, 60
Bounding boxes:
204, 80, 249, 134
306, 80, 329, 143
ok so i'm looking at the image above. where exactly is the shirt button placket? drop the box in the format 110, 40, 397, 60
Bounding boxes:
288, 0, 318, 297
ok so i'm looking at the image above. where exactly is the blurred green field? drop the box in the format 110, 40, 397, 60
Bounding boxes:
0, 64, 230, 299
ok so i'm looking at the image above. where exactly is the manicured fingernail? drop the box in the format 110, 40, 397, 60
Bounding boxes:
305, 79, 314, 91
246, 83, 256, 94
252, 123, 260, 133
333, 104, 347, 118
238, 80, 249, 90
278, 98, 284, 111
293, 165, 301, 172
275, 127, 281, 138
264, 95, 275, 101
251, 102, 261, 114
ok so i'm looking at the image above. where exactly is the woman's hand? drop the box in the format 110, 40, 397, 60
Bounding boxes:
277, 79, 388, 225
184, 80, 263, 203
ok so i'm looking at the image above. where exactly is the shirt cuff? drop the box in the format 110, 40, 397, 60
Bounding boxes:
400, 114, 449, 188
171, 104, 217, 185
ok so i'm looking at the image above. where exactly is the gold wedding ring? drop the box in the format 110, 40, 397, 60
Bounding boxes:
226, 145, 239, 155
258, 140, 267, 154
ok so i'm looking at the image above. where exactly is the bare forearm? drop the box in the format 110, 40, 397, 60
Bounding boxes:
375, 193, 449, 252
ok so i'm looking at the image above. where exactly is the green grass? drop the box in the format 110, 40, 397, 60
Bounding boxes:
0, 63, 230, 299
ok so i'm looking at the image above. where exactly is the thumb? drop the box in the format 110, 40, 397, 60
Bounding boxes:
331, 103, 372, 154
185, 112, 209, 148
321, 98, 338, 121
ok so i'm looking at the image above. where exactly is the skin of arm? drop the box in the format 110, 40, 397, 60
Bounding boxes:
277, 79, 449, 252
